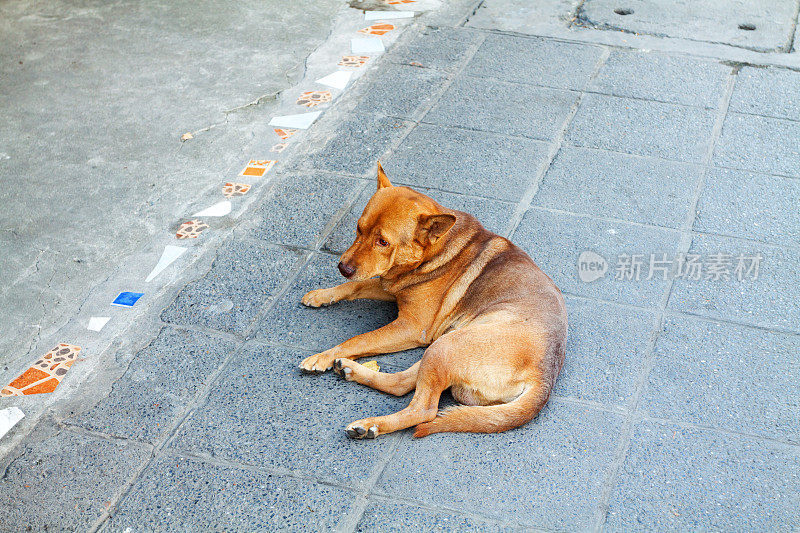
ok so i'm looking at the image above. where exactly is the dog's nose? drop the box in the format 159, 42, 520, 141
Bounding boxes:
338, 261, 356, 278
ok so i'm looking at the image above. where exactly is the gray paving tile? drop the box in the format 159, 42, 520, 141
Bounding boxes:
694, 167, 800, 247
353, 64, 449, 120
713, 112, 800, 178
0, 424, 149, 531
606, 420, 800, 531
424, 75, 576, 141
161, 238, 302, 335
301, 113, 414, 176
109, 455, 356, 531
253, 253, 398, 351
69, 326, 239, 443
382, 123, 550, 202
580, 0, 797, 53
556, 296, 656, 408
375, 401, 623, 530
248, 172, 365, 248
566, 93, 716, 162
513, 208, 682, 307
667, 233, 800, 333
169, 344, 408, 487
466, 33, 603, 90
355, 499, 520, 532
644, 314, 800, 444
533, 146, 700, 228
386, 26, 483, 72
730, 66, 800, 121
588, 50, 730, 108
323, 184, 515, 255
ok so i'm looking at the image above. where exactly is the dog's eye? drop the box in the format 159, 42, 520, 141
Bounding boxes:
377, 238, 389, 247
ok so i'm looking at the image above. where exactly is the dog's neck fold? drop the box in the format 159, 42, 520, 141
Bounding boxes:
382, 211, 487, 293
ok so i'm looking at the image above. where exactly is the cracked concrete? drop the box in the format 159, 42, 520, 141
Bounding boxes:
0, 0, 344, 372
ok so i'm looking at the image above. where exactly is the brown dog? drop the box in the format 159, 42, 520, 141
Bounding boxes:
299, 163, 567, 439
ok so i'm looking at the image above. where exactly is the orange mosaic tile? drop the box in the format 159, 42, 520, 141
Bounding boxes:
296, 90, 332, 108
239, 159, 276, 178
385, 0, 416, 4
338, 55, 369, 68
273, 128, 297, 140
222, 182, 250, 198
358, 23, 395, 36
1, 344, 81, 397
176, 220, 209, 239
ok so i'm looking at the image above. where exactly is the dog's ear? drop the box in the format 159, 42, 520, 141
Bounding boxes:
377, 161, 392, 190
416, 213, 456, 246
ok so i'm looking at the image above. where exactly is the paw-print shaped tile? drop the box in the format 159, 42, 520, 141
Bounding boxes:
270, 143, 288, 153
239, 159, 276, 177
273, 128, 297, 140
358, 23, 395, 36
1, 344, 81, 396
176, 220, 209, 239
222, 182, 251, 198
296, 90, 332, 108
338, 55, 369, 68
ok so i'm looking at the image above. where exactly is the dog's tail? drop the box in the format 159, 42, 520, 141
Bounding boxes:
413, 384, 550, 437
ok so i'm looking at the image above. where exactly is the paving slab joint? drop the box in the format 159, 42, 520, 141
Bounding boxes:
590, 66, 740, 532
335, 431, 409, 533
356, 25, 489, 181
505, 47, 611, 238
87, 338, 256, 532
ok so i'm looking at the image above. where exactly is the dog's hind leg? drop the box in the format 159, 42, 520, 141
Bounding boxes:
333, 359, 419, 396
301, 278, 394, 308
345, 338, 456, 438
345, 379, 442, 439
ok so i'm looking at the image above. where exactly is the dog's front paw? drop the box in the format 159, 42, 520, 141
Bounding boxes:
301, 289, 337, 308
333, 358, 355, 380
346, 420, 379, 439
299, 351, 336, 374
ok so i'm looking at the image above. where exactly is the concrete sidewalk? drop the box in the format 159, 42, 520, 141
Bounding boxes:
2, 1, 800, 531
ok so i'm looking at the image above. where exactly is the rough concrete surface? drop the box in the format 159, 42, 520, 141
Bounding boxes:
1, 0, 800, 531
0, 0, 343, 371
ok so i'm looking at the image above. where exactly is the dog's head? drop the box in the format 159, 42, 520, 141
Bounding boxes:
337, 163, 456, 281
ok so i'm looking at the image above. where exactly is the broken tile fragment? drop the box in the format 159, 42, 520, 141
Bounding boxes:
338, 55, 369, 68
111, 291, 144, 308
87, 316, 111, 332
176, 220, 209, 239
270, 143, 288, 153
1, 344, 81, 397
316, 71, 353, 90
192, 200, 232, 218
222, 182, 250, 198
269, 112, 321, 130
296, 90, 332, 108
239, 159, 276, 178
145, 245, 187, 282
351, 38, 385, 54
273, 128, 297, 140
364, 10, 414, 20
357, 23, 395, 36
0, 407, 24, 439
